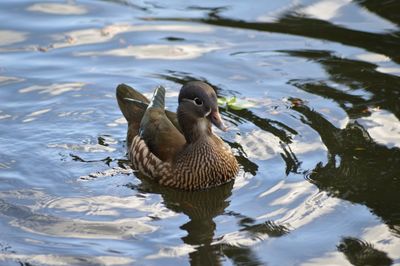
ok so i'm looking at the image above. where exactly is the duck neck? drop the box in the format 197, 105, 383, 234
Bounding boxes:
178, 109, 212, 144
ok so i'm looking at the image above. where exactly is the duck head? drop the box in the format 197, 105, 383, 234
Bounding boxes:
177, 81, 227, 143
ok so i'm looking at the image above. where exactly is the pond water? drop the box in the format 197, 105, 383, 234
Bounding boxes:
1, 0, 399, 265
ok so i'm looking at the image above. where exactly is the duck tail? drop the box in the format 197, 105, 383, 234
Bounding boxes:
148, 86, 165, 110
116, 83, 149, 122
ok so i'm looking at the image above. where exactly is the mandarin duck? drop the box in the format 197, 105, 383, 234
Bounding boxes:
116, 81, 239, 190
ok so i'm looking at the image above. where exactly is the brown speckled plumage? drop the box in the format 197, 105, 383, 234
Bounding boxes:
117, 81, 239, 190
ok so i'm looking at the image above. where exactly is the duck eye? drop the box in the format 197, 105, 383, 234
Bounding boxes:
194, 97, 203, 105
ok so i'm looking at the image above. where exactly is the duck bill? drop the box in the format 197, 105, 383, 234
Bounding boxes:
210, 111, 228, 131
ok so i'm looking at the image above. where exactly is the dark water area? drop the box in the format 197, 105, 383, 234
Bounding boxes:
0, 0, 399, 265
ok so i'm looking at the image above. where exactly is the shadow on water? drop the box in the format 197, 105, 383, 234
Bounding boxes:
147, 1, 400, 63
285, 50, 400, 120
281, 47, 400, 237
354, 0, 400, 26
337, 237, 393, 266
290, 100, 400, 236
129, 179, 289, 266
221, 107, 301, 175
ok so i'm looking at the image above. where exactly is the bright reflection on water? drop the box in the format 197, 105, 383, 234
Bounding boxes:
0, 0, 399, 265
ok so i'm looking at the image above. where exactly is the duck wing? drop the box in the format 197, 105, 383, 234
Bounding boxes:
139, 86, 186, 162
116, 83, 182, 148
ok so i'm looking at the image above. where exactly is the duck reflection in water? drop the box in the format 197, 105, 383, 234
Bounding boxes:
130, 178, 289, 266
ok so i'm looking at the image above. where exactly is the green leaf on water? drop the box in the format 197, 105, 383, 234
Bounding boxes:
227, 96, 237, 105
217, 96, 227, 105
218, 96, 256, 110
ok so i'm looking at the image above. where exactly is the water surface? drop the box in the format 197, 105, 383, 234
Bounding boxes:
0, 0, 399, 265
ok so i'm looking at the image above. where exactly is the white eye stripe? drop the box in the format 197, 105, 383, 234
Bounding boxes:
182, 98, 203, 106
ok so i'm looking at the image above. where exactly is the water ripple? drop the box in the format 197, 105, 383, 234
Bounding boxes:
27, 3, 88, 15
